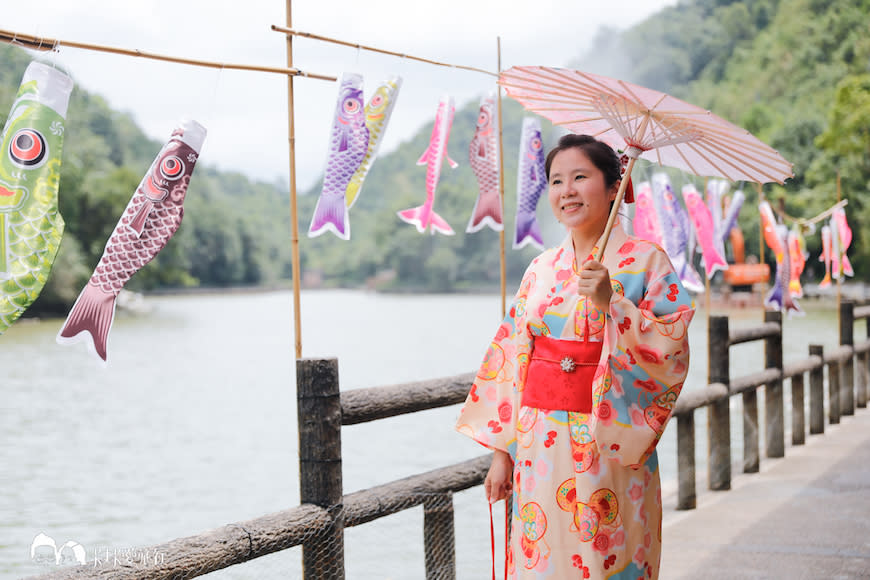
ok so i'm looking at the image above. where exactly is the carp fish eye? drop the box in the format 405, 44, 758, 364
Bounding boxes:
159, 155, 185, 180
530, 137, 542, 151
477, 110, 490, 128
8, 128, 48, 168
343, 97, 362, 115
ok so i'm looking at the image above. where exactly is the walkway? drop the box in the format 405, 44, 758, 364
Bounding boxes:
661, 407, 870, 579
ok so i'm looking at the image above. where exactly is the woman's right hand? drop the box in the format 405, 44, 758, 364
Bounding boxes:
484, 449, 514, 503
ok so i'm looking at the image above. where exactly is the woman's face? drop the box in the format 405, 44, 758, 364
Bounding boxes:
547, 147, 617, 237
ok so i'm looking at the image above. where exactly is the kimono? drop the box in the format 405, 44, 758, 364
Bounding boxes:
456, 221, 694, 579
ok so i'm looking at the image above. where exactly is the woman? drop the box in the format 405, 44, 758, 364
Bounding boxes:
456, 134, 694, 579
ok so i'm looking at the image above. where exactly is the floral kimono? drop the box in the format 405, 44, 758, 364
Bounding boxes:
456, 222, 694, 579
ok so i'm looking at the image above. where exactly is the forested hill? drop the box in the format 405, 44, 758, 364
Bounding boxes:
4, 0, 870, 316
0, 44, 298, 314
575, 0, 870, 277
303, 0, 870, 289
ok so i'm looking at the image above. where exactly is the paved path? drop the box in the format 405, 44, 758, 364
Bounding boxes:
661, 407, 870, 579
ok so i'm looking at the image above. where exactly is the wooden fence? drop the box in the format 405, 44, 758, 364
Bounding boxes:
30, 300, 870, 580
674, 300, 870, 509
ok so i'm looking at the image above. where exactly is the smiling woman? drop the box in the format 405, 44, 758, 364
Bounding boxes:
546, 138, 621, 265
456, 135, 695, 578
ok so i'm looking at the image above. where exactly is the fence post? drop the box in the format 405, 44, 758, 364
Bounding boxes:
424, 493, 456, 580
708, 316, 730, 490
742, 383, 759, 473
676, 413, 695, 510
857, 349, 868, 409
298, 358, 345, 580
860, 316, 869, 408
764, 310, 784, 458
809, 345, 825, 435
866, 302, 870, 403
791, 372, 805, 446
840, 300, 855, 416
828, 357, 841, 425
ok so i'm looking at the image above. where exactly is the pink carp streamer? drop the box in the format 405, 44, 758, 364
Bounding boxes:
466, 93, 502, 233
832, 207, 853, 278
818, 207, 853, 288
681, 183, 728, 279
57, 121, 206, 363
631, 181, 661, 245
397, 95, 458, 235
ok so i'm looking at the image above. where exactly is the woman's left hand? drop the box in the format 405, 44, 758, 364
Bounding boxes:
577, 260, 613, 311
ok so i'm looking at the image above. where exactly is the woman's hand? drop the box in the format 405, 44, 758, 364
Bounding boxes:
484, 449, 514, 503
577, 259, 613, 311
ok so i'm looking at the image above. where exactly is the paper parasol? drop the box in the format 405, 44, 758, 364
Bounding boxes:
498, 66, 794, 256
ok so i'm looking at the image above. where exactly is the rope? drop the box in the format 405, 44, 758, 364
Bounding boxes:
488, 499, 509, 580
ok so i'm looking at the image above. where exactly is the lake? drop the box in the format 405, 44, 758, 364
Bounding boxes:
1, 289, 855, 578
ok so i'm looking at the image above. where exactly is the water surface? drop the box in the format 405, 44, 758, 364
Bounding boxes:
1, 290, 848, 578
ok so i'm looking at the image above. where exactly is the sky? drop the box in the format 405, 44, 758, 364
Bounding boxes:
3, 0, 677, 191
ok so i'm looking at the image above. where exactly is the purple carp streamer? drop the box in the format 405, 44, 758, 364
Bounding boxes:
309, 73, 368, 240
513, 117, 545, 250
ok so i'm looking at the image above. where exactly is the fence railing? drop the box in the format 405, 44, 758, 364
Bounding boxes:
29, 300, 870, 580
675, 300, 870, 509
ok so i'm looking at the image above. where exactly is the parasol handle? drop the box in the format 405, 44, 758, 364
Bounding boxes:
595, 156, 636, 261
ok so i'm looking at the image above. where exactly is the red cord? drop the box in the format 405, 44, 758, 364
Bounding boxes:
489, 500, 496, 580
504, 500, 509, 580
489, 499, 510, 580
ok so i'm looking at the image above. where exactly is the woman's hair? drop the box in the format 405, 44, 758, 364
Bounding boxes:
544, 134, 621, 188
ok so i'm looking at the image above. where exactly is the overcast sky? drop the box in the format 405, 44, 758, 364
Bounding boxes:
4, 0, 676, 191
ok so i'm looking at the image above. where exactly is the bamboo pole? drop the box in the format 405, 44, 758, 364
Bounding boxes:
755, 181, 766, 313
497, 37, 507, 320
836, 171, 842, 330
774, 199, 847, 225
596, 116, 650, 259
756, 182, 764, 264
272, 25, 498, 78
286, 1, 304, 359
704, 178, 711, 322
0, 27, 336, 81
596, 157, 635, 260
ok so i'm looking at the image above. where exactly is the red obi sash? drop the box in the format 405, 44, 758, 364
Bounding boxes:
522, 333, 603, 413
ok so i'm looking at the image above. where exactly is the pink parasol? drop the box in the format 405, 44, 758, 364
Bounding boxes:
498, 66, 794, 256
